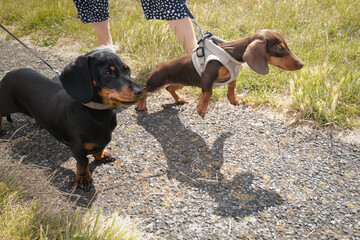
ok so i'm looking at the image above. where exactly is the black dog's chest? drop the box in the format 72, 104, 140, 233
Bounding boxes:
82, 126, 112, 152
75, 110, 116, 154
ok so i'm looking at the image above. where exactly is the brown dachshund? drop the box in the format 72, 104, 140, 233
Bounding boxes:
135, 29, 303, 116
0, 48, 143, 190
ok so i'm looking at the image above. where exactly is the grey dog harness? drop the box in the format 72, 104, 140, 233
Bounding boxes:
192, 35, 243, 88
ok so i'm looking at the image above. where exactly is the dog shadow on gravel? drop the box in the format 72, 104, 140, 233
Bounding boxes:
137, 105, 283, 219
0, 111, 124, 208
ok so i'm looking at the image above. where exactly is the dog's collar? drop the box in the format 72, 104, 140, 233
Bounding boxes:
82, 101, 111, 110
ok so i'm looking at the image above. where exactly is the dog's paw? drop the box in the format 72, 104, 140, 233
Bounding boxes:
175, 97, 187, 105
135, 102, 147, 111
229, 99, 240, 106
197, 107, 207, 118
227, 94, 240, 106
76, 175, 94, 191
93, 151, 116, 163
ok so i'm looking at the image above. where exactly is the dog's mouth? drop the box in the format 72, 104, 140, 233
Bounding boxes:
100, 88, 144, 108
268, 56, 304, 71
110, 98, 138, 105
276, 64, 303, 71
109, 94, 143, 107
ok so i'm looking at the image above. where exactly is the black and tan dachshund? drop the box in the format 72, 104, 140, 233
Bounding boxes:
135, 29, 304, 116
0, 48, 143, 190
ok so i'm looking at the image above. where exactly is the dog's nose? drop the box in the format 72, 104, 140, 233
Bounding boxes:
298, 62, 304, 69
133, 86, 144, 96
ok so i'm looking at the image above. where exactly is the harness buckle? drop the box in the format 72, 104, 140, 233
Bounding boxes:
196, 31, 214, 58
196, 46, 205, 57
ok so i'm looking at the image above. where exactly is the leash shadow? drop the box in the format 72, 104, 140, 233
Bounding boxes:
137, 105, 283, 219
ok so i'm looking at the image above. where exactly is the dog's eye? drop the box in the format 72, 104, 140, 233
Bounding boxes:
105, 67, 116, 77
124, 65, 131, 76
105, 70, 113, 77
276, 44, 283, 51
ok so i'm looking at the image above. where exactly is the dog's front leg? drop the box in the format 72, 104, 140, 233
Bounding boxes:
72, 151, 93, 191
227, 80, 240, 106
197, 89, 212, 117
197, 63, 220, 117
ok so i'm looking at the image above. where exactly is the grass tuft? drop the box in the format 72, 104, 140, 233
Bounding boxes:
0, 143, 142, 239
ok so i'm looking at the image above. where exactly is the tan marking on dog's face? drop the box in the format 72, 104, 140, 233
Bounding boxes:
99, 88, 134, 102
109, 66, 116, 71
267, 54, 303, 71
99, 87, 142, 108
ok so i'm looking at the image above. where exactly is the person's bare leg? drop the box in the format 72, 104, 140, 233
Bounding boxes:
167, 17, 197, 54
93, 19, 113, 46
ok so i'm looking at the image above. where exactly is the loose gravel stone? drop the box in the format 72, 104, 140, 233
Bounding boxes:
1, 36, 359, 239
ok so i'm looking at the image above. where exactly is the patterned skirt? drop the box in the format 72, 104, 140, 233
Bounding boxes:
73, 0, 189, 23
73, 0, 109, 23
140, 0, 189, 20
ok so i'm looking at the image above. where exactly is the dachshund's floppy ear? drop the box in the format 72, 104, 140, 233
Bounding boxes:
243, 39, 269, 75
60, 55, 94, 103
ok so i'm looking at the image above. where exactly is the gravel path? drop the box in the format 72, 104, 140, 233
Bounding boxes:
1, 35, 359, 239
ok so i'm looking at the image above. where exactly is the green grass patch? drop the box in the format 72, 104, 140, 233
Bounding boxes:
1, 0, 359, 128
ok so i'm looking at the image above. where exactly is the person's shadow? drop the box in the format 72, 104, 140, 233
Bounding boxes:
137, 105, 283, 218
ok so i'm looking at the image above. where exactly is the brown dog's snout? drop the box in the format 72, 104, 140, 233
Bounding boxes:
268, 54, 304, 71
291, 52, 304, 70
298, 61, 304, 70
291, 56, 304, 71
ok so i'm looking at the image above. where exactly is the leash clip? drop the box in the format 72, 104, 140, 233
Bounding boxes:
197, 31, 214, 44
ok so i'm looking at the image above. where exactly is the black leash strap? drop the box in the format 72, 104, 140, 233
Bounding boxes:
0, 24, 61, 75
181, 1, 195, 19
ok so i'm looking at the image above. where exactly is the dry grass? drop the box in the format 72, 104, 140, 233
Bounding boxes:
0, 141, 142, 239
